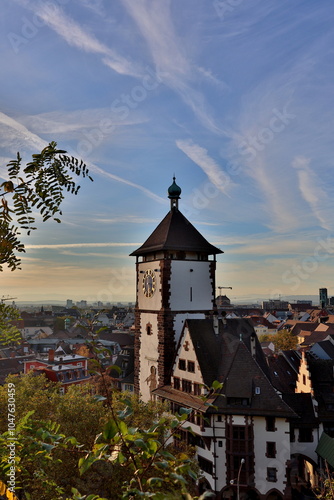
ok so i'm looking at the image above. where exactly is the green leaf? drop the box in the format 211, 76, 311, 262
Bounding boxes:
78, 454, 97, 475
93, 394, 107, 402
134, 438, 148, 451
146, 439, 158, 454
211, 380, 223, 391
146, 477, 164, 487
102, 419, 119, 441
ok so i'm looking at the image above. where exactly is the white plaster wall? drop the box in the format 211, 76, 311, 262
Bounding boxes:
173, 329, 205, 387
253, 416, 290, 496
169, 261, 213, 311
139, 312, 159, 402
231, 415, 245, 425
213, 417, 227, 492
290, 428, 319, 464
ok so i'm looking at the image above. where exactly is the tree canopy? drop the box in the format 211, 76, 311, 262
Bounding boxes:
0, 373, 201, 499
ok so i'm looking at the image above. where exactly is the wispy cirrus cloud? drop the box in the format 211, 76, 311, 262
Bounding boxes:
0, 110, 165, 204
121, 0, 225, 134
13, 0, 142, 77
0, 111, 47, 153
292, 156, 333, 231
19, 108, 147, 137
25, 242, 140, 250
91, 216, 159, 224
176, 139, 231, 195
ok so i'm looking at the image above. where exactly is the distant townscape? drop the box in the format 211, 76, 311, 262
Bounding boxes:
2, 180, 334, 499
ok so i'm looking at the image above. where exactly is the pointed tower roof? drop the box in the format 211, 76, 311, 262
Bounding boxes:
130, 178, 223, 257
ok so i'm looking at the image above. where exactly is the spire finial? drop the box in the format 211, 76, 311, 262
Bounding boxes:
168, 176, 181, 211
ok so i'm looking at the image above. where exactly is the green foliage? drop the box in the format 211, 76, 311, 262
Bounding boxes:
0, 141, 93, 271
0, 318, 220, 499
0, 372, 200, 499
78, 399, 198, 499
314, 468, 334, 499
0, 410, 69, 500
0, 302, 22, 346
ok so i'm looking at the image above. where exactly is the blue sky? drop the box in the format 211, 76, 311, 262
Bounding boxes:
1, 0, 334, 305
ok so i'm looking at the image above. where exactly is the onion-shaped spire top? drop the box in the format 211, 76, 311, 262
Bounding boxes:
168, 176, 181, 210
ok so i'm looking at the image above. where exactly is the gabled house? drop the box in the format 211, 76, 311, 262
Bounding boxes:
154, 317, 296, 499
130, 179, 324, 499
310, 338, 334, 360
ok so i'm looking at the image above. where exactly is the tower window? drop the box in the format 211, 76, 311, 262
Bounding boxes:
146, 323, 152, 335
266, 442, 276, 458
198, 456, 213, 475
299, 428, 313, 442
266, 416, 276, 432
267, 467, 277, 482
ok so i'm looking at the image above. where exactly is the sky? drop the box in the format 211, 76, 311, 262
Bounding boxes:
1, 0, 334, 305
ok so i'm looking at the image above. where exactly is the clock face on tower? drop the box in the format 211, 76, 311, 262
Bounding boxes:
142, 269, 156, 298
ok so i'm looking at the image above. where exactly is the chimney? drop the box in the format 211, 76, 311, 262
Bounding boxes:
48, 349, 55, 362
213, 313, 219, 335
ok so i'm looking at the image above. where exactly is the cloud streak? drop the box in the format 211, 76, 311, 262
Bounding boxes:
121, 0, 224, 134
0, 111, 47, 155
292, 156, 333, 231
13, 0, 142, 77
176, 139, 231, 195
0, 110, 165, 204
25, 242, 140, 250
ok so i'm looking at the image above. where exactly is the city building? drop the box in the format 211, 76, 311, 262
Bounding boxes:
24, 350, 90, 393
319, 288, 328, 308
262, 299, 289, 311
131, 179, 309, 499
130, 177, 222, 402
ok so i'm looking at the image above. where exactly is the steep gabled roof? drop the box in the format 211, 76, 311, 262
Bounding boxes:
213, 341, 296, 418
219, 318, 271, 380
312, 339, 334, 359
282, 393, 318, 426
185, 319, 221, 387
155, 317, 295, 417
130, 209, 223, 256
267, 353, 298, 394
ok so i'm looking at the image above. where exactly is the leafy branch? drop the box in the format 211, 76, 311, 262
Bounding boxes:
0, 142, 93, 271
0, 302, 22, 346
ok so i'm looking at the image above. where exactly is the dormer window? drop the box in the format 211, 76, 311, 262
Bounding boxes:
227, 397, 249, 407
